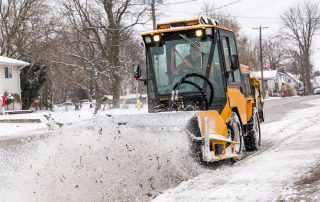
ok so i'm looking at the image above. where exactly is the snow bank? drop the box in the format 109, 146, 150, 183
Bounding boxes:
0, 113, 48, 140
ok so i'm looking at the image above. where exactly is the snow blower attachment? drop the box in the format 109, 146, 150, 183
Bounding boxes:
135, 17, 264, 162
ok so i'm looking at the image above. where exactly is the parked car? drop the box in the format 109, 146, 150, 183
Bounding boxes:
298, 88, 305, 96
314, 87, 320, 94
58, 102, 73, 107
80, 99, 90, 103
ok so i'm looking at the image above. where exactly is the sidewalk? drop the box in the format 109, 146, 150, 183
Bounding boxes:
0, 113, 48, 140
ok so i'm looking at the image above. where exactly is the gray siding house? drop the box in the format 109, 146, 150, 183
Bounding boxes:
0, 56, 30, 110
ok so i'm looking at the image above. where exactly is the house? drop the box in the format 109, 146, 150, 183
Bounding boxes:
0, 56, 30, 111
250, 70, 303, 96
250, 70, 279, 96
283, 72, 303, 92
312, 76, 320, 88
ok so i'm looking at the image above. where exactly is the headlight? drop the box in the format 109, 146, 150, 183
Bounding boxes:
195, 29, 203, 37
153, 35, 161, 42
145, 36, 152, 44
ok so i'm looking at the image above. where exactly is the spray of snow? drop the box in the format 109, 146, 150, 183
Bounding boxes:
0, 109, 205, 202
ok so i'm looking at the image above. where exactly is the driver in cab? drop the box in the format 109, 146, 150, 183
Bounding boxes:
181, 45, 201, 69
170, 41, 204, 88
177, 41, 202, 71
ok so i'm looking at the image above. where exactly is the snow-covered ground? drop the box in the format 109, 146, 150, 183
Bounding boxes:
0, 96, 320, 201
0, 104, 148, 137
0, 113, 48, 140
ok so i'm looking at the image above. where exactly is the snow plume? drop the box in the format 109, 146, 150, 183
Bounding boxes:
0, 112, 204, 202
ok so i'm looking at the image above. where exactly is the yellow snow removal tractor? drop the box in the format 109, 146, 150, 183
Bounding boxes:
133, 17, 264, 162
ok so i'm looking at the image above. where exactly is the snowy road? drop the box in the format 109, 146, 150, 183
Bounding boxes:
0, 95, 320, 201
154, 95, 320, 202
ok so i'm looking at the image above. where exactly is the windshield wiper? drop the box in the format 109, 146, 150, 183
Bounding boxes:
178, 34, 204, 54
178, 33, 204, 70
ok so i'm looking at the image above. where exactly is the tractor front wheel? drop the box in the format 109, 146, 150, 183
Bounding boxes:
244, 109, 261, 151
229, 112, 243, 155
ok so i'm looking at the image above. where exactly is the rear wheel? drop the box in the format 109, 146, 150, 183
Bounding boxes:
244, 109, 261, 151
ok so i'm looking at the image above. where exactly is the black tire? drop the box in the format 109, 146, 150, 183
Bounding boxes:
186, 117, 203, 161
244, 109, 261, 151
228, 112, 243, 156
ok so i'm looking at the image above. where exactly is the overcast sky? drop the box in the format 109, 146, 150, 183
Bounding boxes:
137, 0, 320, 70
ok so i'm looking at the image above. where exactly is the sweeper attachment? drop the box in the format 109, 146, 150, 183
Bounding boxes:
134, 17, 264, 162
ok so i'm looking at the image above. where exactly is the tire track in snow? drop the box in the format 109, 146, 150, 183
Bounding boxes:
238, 107, 320, 165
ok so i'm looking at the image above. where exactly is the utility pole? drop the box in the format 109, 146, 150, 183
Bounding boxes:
137, 0, 160, 30
151, 0, 156, 30
253, 26, 268, 98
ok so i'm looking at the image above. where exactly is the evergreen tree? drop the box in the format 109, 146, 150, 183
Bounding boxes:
20, 63, 46, 109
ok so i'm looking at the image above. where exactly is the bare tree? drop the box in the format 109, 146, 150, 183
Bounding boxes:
262, 35, 287, 70
281, 1, 320, 94
200, 2, 240, 33
200, 2, 259, 69
0, 0, 59, 59
59, 0, 148, 111
237, 36, 260, 70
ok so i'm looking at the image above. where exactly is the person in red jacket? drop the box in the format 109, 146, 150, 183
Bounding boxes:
1, 91, 8, 115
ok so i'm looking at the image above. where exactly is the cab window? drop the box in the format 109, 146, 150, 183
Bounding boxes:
222, 36, 241, 84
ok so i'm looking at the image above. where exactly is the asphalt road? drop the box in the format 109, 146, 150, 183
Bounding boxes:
263, 95, 320, 123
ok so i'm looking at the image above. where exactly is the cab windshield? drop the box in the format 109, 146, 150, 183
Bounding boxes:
146, 31, 226, 102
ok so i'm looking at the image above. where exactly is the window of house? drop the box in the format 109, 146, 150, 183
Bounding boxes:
5, 67, 13, 78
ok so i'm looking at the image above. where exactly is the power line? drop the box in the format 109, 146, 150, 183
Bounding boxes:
132, 0, 197, 6
164, 0, 242, 15
162, 0, 197, 5
207, 0, 242, 12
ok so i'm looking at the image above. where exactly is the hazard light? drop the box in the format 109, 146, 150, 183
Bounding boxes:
185, 20, 199, 26
157, 24, 170, 29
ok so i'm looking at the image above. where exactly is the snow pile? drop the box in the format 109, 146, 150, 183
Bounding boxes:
0, 110, 204, 202
0, 104, 148, 139
0, 113, 48, 140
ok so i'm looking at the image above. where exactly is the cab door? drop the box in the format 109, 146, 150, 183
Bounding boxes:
220, 30, 249, 124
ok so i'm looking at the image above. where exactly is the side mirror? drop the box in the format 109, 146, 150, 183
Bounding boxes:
231, 55, 240, 71
133, 64, 141, 79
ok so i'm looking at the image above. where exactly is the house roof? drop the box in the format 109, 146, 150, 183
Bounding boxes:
250, 70, 277, 80
285, 72, 303, 84
314, 76, 320, 84
0, 56, 30, 67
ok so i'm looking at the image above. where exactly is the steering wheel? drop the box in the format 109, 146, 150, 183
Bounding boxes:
173, 65, 203, 78
172, 73, 214, 110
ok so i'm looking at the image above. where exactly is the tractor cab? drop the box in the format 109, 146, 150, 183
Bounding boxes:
135, 17, 240, 113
